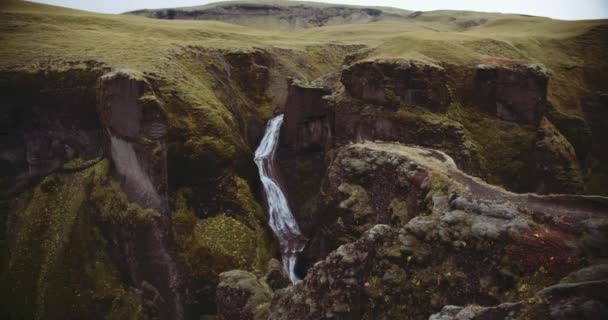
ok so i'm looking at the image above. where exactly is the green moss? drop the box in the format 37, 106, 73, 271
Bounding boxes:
2, 162, 143, 319
89, 160, 160, 225
171, 187, 273, 312
448, 103, 537, 192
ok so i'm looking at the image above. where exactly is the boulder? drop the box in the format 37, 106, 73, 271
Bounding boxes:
341, 59, 451, 112
262, 259, 291, 291
216, 270, 272, 320
474, 63, 548, 126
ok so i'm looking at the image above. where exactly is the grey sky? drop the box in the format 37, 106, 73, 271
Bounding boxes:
29, 0, 608, 20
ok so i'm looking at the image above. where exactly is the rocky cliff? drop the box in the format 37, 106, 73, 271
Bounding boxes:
1, 1, 607, 319
223, 142, 608, 319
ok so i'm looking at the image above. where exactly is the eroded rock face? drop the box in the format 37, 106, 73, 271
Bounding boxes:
282, 79, 332, 152
474, 63, 548, 126
297, 143, 433, 272
331, 95, 482, 175
341, 59, 451, 112
0, 66, 107, 195
97, 70, 169, 212
267, 142, 608, 320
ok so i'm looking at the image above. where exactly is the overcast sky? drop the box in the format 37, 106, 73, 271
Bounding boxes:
29, 0, 608, 20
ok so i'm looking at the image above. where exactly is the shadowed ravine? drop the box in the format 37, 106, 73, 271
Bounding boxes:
254, 115, 306, 282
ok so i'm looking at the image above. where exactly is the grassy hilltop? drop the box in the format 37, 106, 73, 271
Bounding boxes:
1, 0, 606, 114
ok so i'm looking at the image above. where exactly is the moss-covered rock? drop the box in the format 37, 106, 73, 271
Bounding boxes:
267, 142, 606, 320
1, 162, 146, 319
171, 188, 273, 315
534, 118, 585, 194
216, 270, 272, 320
448, 104, 537, 192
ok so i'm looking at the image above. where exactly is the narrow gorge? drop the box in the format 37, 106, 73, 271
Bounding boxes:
1, 1, 607, 320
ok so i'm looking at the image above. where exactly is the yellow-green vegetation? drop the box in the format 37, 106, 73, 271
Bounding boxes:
1, 0, 605, 115
89, 160, 161, 225
448, 104, 537, 191
171, 187, 273, 311
2, 162, 144, 320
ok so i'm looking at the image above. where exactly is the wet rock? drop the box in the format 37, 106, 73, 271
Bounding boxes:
474, 63, 548, 126
216, 270, 272, 320
262, 259, 291, 291
341, 59, 451, 112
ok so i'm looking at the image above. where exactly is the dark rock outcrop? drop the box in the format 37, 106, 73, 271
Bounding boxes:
341, 59, 451, 112
267, 142, 608, 320
282, 79, 332, 152
474, 63, 548, 126
277, 79, 333, 248
0, 66, 107, 196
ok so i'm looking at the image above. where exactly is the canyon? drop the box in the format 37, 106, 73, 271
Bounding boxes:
1, 1, 607, 319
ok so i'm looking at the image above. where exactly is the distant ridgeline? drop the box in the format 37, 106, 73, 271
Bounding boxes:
125, 0, 414, 29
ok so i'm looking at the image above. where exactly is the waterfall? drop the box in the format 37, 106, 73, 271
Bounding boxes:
254, 115, 305, 282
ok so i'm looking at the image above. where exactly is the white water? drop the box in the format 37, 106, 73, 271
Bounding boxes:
254, 115, 305, 282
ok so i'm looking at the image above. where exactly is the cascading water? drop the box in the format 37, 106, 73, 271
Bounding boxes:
254, 114, 305, 282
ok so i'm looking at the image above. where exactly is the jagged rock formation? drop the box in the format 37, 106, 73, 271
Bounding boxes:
341, 59, 451, 112
265, 142, 608, 319
474, 63, 548, 126
272, 56, 599, 277
97, 70, 169, 212
0, 65, 107, 196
